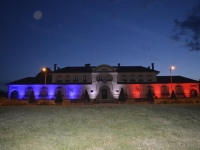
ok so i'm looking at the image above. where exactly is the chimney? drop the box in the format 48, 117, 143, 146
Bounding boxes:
85, 63, 90, 68
118, 63, 120, 67
147, 66, 150, 69
54, 64, 57, 71
151, 63, 154, 70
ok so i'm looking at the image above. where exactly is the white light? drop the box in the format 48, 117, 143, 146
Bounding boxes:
33, 10, 42, 20
42, 68, 46, 72
171, 66, 175, 70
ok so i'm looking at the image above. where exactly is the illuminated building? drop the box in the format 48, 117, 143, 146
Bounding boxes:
7, 63, 199, 101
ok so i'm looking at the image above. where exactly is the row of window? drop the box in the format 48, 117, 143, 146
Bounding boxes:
120, 74, 153, 82
121, 79, 153, 82
97, 75, 113, 81
56, 75, 88, 80
146, 85, 186, 96
55, 74, 154, 83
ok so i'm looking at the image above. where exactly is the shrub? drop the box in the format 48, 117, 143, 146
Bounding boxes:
0, 100, 27, 106
147, 88, 154, 102
118, 88, 127, 102
29, 91, 35, 104
55, 90, 63, 103
35, 101, 50, 105
170, 90, 177, 100
184, 99, 195, 103
84, 90, 90, 105
161, 100, 170, 104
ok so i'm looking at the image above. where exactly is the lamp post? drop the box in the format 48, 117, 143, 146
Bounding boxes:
42, 68, 46, 101
170, 66, 175, 92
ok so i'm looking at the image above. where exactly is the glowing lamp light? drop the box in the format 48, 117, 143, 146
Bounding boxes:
42, 67, 47, 101
42, 68, 46, 72
170, 66, 175, 70
170, 65, 175, 93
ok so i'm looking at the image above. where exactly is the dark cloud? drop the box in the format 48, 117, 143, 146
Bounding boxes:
143, 0, 163, 9
171, 2, 200, 51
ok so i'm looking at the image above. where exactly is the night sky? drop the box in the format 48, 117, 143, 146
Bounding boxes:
0, 0, 200, 91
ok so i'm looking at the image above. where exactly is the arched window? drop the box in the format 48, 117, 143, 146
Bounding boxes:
146, 86, 154, 95
10, 90, 18, 99
102, 89, 107, 99
55, 87, 63, 96
25, 87, 33, 98
161, 85, 170, 96
190, 89, 198, 97
175, 85, 184, 96
40, 87, 48, 97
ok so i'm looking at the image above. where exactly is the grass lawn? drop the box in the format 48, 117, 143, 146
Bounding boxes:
0, 104, 200, 150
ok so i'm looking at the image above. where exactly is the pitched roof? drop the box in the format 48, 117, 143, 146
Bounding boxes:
157, 76, 199, 83
116, 66, 159, 73
6, 77, 52, 85
52, 66, 159, 73
7, 76, 198, 85
53, 66, 92, 73
6, 77, 91, 85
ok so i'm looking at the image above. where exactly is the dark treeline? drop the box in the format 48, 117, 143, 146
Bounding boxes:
0, 90, 8, 98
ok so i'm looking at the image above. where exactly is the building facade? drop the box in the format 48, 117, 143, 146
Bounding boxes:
7, 63, 199, 101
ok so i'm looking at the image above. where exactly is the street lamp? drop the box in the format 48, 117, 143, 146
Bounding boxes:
42, 68, 46, 101
170, 66, 175, 92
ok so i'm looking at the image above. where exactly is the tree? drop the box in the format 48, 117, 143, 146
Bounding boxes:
55, 90, 63, 103
84, 90, 90, 105
147, 88, 154, 102
170, 90, 177, 100
171, 2, 200, 51
29, 91, 35, 104
118, 88, 126, 102
0, 90, 7, 98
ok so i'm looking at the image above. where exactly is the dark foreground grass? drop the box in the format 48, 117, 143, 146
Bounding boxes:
0, 104, 200, 150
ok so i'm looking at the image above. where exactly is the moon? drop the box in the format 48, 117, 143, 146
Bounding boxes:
33, 10, 42, 20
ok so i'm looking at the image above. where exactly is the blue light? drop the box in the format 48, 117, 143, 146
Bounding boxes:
8, 84, 83, 100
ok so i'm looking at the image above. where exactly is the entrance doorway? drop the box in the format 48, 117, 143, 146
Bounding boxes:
96, 85, 112, 103
190, 89, 198, 97
102, 89, 107, 99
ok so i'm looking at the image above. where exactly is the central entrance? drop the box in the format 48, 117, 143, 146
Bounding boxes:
102, 89, 108, 99
96, 85, 113, 103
